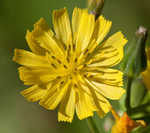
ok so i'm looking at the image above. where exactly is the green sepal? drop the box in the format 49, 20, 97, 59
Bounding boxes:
120, 26, 148, 78
130, 76, 147, 108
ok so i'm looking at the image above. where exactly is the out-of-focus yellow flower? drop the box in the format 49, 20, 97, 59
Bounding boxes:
111, 108, 146, 133
142, 48, 150, 90
13, 8, 127, 122
88, 0, 104, 6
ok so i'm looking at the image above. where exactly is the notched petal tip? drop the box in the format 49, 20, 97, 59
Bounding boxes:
99, 15, 111, 22
93, 15, 112, 44
117, 31, 128, 46
18, 66, 25, 81
99, 15, 112, 27
53, 7, 67, 17
39, 102, 51, 110
12, 48, 20, 63
25, 30, 34, 43
58, 118, 72, 123
52, 7, 72, 45
58, 113, 73, 123
34, 18, 49, 30
78, 113, 94, 120
20, 89, 34, 102
76, 108, 94, 120
26, 30, 30, 37
32, 18, 52, 37
21, 85, 46, 102
121, 88, 126, 94
113, 87, 126, 100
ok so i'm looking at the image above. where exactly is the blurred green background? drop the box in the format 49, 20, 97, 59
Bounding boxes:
0, 0, 150, 133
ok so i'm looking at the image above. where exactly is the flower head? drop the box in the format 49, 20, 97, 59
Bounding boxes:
13, 8, 127, 122
142, 48, 150, 90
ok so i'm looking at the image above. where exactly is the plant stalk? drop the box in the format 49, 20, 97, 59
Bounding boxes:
86, 117, 100, 133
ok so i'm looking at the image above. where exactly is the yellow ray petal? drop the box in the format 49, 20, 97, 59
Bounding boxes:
72, 8, 95, 54
86, 68, 123, 87
21, 85, 47, 102
32, 18, 65, 59
78, 82, 98, 112
95, 92, 111, 114
58, 87, 75, 122
102, 31, 127, 61
91, 81, 125, 100
26, 30, 45, 55
19, 67, 41, 85
45, 52, 68, 76
142, 62, 150, 90
75, 91, 94, 120
142, 48, 150, 90
88, 47, 122, 67
74, 77, 97, 119
105, 32, 127, 48
18, 67, 58, 85
92, 15, 112, 45
13, 49, 49, 67
88, 32, 127, 67
83, 78, 110, 115
72, 8, 82, 36
40, 79, 70, 110
53, 8, 72, 47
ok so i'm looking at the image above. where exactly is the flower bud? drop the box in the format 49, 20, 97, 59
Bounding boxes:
88, 0, 104, 19
120, 26, 148, 77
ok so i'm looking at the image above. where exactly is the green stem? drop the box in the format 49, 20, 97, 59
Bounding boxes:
86, 117, 100, 133
125, 76, 132, 114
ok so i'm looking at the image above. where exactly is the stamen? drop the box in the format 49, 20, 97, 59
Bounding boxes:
63, 64, 68, 69
83, 64, 87, 67
57, 76, 61, 79
68, 44, 71, 50
74, 84, 77, 88
67, 44, 71, 56
60, 81, 64, 85
51, 56, 56, 59
66, 57, 70, 63
74, 68, 77, 71
83, 74, 87, 77
51, 63, 57, 68
84, 49, 89, 54
75, 58, 78, 62
73, 44, 76, 51
57, 59, 62, 64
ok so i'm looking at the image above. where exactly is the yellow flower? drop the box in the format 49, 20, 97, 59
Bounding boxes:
142, 48, 150, 90
13, 8, 127, 122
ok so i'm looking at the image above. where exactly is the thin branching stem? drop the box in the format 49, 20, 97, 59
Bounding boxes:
125, 76, 133, 114
86, 117, 100, 133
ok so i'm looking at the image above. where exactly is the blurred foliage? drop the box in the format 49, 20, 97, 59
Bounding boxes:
0, 0, 150, 133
